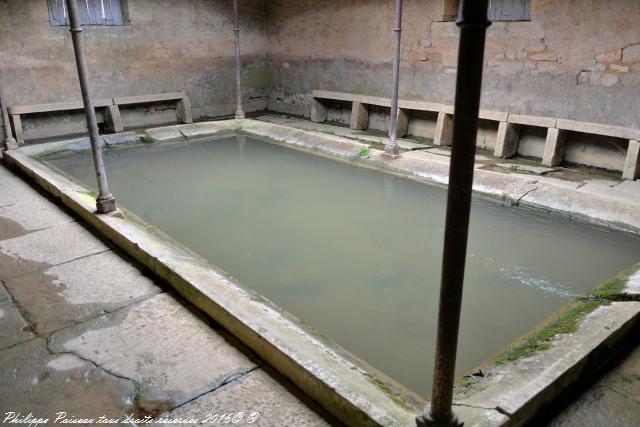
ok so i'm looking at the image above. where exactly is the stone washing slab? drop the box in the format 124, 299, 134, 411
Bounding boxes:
0, 222, 109, 278
144, 126, 184, 142
176, 122, 226, 138
0, 338, 135, 420
167, 369, 331, 426
454, 301, 640, 426
103, 131, 141, 146
5, 250, 162, 334
496, 163, 558, 175
0, 196, 74, 232
49, 293, 257, 409
520, 180, 640, 231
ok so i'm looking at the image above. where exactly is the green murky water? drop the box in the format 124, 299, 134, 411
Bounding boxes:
48, 135, 640, 396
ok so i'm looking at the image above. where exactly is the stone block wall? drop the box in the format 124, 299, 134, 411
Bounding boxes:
0, 0, 269, 141
265, 0, 640, 131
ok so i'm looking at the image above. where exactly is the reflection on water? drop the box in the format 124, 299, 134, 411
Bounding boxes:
48, 136, 640, 396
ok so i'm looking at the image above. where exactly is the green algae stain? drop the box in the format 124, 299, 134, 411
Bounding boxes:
492, 265, 639, 366
494, 299, 604, 365
247, 64, 272, 89
363, 373, 415, 411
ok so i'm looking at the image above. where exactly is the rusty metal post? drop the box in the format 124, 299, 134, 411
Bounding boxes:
65, 0, 116, 214
0, 92, 18, 150
384, 0, 403, 158
416, 0, 490, 426
233, 0, 245, 119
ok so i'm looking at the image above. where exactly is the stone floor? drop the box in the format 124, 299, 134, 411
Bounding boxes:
0, 164, 335, 426
547, 337, 640, 427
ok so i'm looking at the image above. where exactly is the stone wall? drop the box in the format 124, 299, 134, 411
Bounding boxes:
0, 0, 269, 140
265, 0, 640, 130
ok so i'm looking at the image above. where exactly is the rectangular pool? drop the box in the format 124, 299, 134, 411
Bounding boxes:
46, 134, 640, 396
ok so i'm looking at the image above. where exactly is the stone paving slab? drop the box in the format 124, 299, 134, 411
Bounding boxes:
0, 196, 74, 232
0, 299, 35, 350
0, 167, 42, 208
5, 250, 162, 334
49, 293, 257, 409
0, 338, 135, 420
0, 222, 109, 278
166, 369, 331, 426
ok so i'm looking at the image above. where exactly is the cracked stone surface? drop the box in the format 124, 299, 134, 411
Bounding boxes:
49, 293, 257, 408
0, 222, 109, 278
166, 369, 332, 426
0, 299, 36, 350
0, 338, 136, 419
5, 251, 162, 334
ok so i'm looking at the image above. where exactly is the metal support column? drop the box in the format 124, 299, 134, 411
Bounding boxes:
65, 0, 116, 214
416, 1, 490, 426
384, 0, 403, 158
0, 92, 18, 150
233, 0, 245, 119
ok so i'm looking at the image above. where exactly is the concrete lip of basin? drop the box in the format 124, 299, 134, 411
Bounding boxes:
3, 118, 640, 426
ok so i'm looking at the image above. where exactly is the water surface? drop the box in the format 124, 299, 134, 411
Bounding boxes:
48, 135, 640, 395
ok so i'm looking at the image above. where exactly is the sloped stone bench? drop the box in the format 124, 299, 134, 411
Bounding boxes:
8, 91, 193, 146
310, 90, 640, 180
113, 90, 193, 127
8, 99, 118, 145
311, 90, 444, 139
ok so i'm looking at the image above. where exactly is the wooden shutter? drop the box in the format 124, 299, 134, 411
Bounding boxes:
48, 0, 68, 26
48, 0, 124, 26
488, 0, 531, 22
104, 0, 124, 25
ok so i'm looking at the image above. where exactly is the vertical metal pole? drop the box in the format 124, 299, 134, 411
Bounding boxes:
416, 1, 490, 426
65, 0, 116, 214
233, 0, 245, 119
0, 92, 18, 150
384, 0, 402, 158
